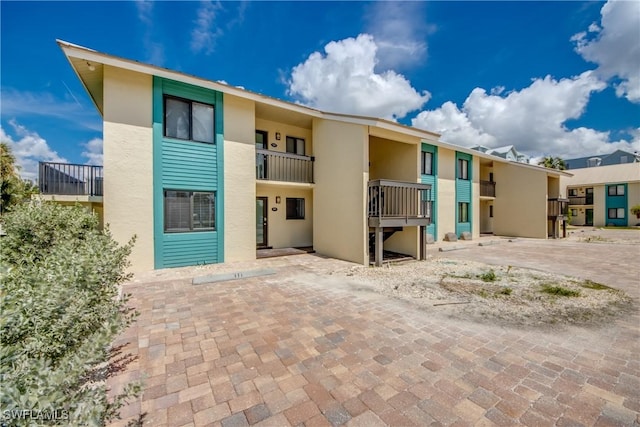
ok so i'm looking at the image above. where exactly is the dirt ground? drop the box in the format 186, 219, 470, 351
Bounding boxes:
332, 227, 639, 330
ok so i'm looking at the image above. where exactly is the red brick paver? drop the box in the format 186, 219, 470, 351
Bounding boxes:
109, 231, 640, 426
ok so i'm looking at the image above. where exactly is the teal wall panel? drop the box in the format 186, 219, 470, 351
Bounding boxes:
605, 183, 628, 226
152, 76, 224, 269
455, 151, 472, 236
421, 143, 438, 240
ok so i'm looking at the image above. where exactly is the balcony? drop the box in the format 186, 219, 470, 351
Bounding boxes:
368, 180, 432, 227
568, 196, 593, 205
548, 198, 569, 218
480, 180, 496, 197
39, 162, 103, 197
256, 149, 314, 184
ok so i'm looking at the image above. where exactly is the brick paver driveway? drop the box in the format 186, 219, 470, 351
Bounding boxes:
110, 229, 639, 426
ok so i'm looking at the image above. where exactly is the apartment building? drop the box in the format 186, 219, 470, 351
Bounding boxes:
47, 40, 570, 272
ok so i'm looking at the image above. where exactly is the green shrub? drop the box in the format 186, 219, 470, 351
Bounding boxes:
479, 269, 497, 282
0, 202, 139, 426
580, 280, 612, 290
497, 287, 513, 296
540, 284, 581, 297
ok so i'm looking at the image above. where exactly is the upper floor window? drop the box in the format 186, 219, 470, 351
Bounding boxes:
421, 152, 433, 175
457, 159, 469, 180
256, 130, 268, 149
568, 188, 578, 197
608, 185, 625, 196
164, 96, 214, 144
286, 136, 305, 156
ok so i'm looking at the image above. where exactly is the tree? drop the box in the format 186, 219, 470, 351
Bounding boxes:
538, 156, 567, 170
0, 202, 140, 425
0, 142, 37, 215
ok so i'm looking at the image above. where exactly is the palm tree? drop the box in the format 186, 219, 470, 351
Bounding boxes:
538, 156, 567, 170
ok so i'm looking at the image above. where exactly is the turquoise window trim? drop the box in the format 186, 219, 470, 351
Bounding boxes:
152, 76, 224, 268
605, 182, 628, 226
421, 143, 438, 241
455, 151, 473, 236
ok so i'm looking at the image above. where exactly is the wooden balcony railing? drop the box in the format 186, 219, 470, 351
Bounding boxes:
368, 180, 432, 227
480, 180, 496, 197
39, 162, 103, 196
548, 198, 569, 218
256, 149, 314, 184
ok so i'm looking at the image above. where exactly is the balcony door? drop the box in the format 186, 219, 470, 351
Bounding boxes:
256, 197, 268, 248
256, 130, 268, 180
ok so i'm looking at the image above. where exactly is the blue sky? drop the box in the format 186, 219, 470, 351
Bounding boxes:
1, 0, 639, 180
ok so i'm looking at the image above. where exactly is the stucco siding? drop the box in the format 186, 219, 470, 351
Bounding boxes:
437, 148, 456, 240
103, 66, 154, 272
223, 96, 256, 262
313, 119, 368, 265
493, 162, 547, 238
255, 118, 312, 155
256, 185, 313, 248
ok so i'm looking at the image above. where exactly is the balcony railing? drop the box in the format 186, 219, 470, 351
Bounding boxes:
568, 196, 593, 205
368, 180, 432, 227
480, 180, 496, 197
548, 198, 569, 218
39, 162, 103, 197
256, 149, 314, 184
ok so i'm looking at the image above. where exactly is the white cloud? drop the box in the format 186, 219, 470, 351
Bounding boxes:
364, 1, 431, 71
412, 71, 640, 159
572, 0, 640, 103
81, 138, 103, 166
135, 0, 165, 66
190, 0, 223, 55
287, 34, 430, 120
0, 120, 67, 181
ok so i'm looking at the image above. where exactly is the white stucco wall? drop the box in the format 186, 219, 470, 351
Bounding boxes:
437, 147, 456, 240
103, 66, 154, 272
313, 119, 368, 265
256, 185, 313, 248
223, 95, 257, 262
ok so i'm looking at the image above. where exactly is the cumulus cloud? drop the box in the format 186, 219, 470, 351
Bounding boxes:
287, 34, 430, 120
190, 0, 223, 55
412, 71, 640, 159
364, 1, 430, 71
0, 120, 67, 181
82, 138, 103, 166
572, 0, 640, 103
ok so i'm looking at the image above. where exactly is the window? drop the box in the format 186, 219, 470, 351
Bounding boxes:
286, 136, 305, 155
164, 190, 215, 232
568, 188, 578, 197
608, 208, 625, 219
164, 96, 214, 143
457, 159, 469, 180
608, 185, 625, 196
458, 202, 469, 223
286, 198, 305, 220
256, 130, 268, 149
489, 205, 493, 218
421, 151, 433, 175
571, 209, 578, 216
489, 172, 494, 183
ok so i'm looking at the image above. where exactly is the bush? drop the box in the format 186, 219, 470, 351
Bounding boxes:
479, 269, 497, 282
0, 202, 139, 426
540, 284, 581, 297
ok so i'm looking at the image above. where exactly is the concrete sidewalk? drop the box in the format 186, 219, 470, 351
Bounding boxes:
109, 231, 640, 426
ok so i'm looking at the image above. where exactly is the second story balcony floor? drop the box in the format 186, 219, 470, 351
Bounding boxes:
256, 149, 314, 184
568, 195, 593, 206
39, 162, 103, 197
368, 180, 432, 227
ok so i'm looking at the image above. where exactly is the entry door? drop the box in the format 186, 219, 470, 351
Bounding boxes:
585, 209, 594, 226
256, 197, 268, 248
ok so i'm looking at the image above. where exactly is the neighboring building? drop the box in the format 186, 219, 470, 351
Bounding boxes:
564, 150, 639, 170
471, 145, 530, 164
55, 40, 570, 272
560, 162, 640, 227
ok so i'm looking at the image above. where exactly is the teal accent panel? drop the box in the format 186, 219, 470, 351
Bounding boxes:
152, 76, 224, 269
455, 151, 472, 236
605, 183, 628, 226
421, 143, 438, 240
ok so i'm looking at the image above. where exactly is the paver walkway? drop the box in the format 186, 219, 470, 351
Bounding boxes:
109, 230, 639, 426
